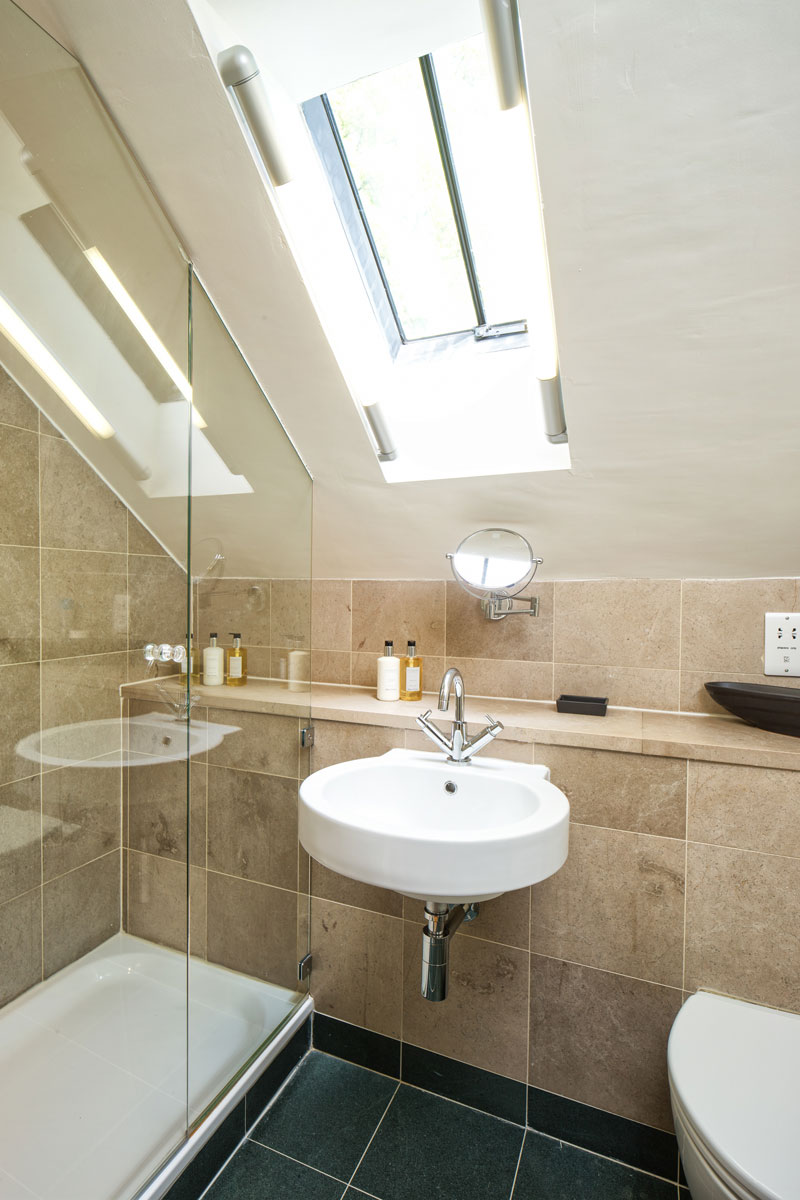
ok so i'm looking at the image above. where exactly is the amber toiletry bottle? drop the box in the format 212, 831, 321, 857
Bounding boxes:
400, 640, 423, 701
226, 632, 248, 686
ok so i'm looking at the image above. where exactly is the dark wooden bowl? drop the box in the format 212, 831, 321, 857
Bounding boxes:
704, 681, 800, 738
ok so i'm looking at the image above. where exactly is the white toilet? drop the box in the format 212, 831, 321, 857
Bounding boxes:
668, 991, 800, 1200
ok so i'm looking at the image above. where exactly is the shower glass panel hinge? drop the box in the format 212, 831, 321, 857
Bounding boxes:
300, 725, 315, 749
298, 953, 312, 981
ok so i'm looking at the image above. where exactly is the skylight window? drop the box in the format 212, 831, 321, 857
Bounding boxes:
305, 36, 533, 346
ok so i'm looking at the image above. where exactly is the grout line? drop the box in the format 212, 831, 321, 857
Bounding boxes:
244, 1140, 349, 1187
525, 1125, 680, 1186
682, 760, 690, 994
529, 948, 684, 995
508, 1127, 527, 1199
344, 1081, 401, 1190
400, 1078, 526, 1129
37, 423, 44, 986
525, 884, 532, 1129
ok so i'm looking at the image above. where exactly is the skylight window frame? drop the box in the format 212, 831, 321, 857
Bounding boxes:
301, 49, 529, 356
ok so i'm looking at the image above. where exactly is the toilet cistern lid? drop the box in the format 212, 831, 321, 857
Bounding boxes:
668, 991, 800, 1200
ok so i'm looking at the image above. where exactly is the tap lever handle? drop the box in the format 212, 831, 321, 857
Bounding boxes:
485, 714, 504, 730
419, 709, 433, 721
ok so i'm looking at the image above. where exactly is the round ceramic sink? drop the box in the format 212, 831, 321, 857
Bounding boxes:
299, 747, 570, 903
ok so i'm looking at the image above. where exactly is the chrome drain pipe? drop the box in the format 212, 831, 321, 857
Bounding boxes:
421, 902, 479, 1001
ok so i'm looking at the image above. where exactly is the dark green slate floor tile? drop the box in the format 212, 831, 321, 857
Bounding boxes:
353, 1085, 524, 1200
250, 1051, 396, 1180
205, 1141, 345, 1200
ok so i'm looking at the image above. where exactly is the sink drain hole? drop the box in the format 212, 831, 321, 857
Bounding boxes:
444, 781, 457, 794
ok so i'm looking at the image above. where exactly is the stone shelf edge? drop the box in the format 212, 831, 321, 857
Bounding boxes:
120, 678, 800, 772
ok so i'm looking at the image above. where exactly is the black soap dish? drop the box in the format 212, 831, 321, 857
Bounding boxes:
556, 694, 608, 717
704, 681, 800, 738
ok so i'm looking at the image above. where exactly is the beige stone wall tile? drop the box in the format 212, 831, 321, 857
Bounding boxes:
198, 577, 270, 647
404, 728, 533, 762
310, 898, 402, 1036
685, 841, 800, 1011
0, 547, 39, 664
206, 871, 302, 991
43, 851, 120, 976
688, 760, 800, 856
0, 663, 40, 785
271, 579, 311, 649
41, 652, 127, 735
189, 866, 207, 959
0, 888, 41, 1006
42, 765, 120, 881
680, 669, 799, 715
554, 580, 681, 670
535, 745, 687, 838
681, 578, 798, 673
311, 859, 403, 917
402, 922, 529, 1081
352, 580, 445, 656
310, 720, 405, 772
445, 581, 554, 663
242, 646, 270, 677
351, 651, 445, 692
530, 824, 685, 986
38, 412, 63, 438
403, 888, 531, 951
40, 437, 126, 552
444, 656, 553, 701
0, 777, 41, 904
41, 549, 126, 660
530, 955, 681, 1131
127, 514, 167, 556
126, 849, 188, 953
312, 580, 351, 650
207, 709, 299, 778
127, 759, 205, 866
207, 766, 297, 890
0, 368, 38, 431
553, 664, 679, 712
128, 553, 188, 651
0, 425, 38, 547
311, 650, 350, 685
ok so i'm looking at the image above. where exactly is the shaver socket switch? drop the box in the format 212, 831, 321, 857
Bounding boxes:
764, 613, 800, 676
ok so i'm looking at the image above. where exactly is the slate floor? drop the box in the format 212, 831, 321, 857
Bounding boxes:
204, 1052, 682, 1200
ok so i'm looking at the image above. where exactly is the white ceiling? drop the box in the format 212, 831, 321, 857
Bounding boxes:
16, 0, 800, 580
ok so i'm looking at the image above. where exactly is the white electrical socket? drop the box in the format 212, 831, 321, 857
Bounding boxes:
764, 613, 800, 677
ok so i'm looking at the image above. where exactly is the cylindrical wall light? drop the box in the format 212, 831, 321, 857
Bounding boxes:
480, 0, 523, 110
362, 400, 398, 462
218, 45, 293, 188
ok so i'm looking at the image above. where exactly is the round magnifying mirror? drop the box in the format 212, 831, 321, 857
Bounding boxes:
448, 529, 539, 599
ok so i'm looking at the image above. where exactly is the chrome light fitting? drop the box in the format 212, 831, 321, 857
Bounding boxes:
218, 45, 293, 188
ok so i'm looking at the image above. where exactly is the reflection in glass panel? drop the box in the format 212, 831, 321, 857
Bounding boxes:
0, 1, 312, 1196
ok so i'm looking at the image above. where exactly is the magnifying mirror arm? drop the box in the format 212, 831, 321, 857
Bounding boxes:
481, 592, 541, 620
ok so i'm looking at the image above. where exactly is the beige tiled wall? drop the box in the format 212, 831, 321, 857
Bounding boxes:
306, 718, 800, 1137
122, 698, 310, 993
310, 576, 800, 714
0, 367, 186, 1008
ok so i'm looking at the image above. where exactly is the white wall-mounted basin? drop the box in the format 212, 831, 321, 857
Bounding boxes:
299, 748, 570, 904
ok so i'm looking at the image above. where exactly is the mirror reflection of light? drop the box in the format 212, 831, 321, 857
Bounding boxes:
0, 291, 115, 438
15, 711, 240, 769
453, 551, 530, 589
84, 247, 207, 428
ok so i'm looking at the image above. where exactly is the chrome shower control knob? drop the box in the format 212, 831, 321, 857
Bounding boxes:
143, 643, 158, 662
171, 645, 187, 664
158, 643, 174, 662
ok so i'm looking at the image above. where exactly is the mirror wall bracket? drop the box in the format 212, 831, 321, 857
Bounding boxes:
480, 593, 540, 620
